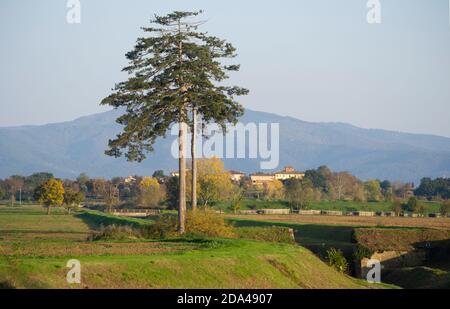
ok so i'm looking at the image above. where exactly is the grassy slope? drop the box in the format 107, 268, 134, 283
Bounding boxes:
383, 267, 450, 289
0, 205, 388, 289
0, 239, 389, 289
229, 217, 357, 259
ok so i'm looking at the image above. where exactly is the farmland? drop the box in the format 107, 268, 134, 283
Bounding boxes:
214, 199, 442, 214
0, 205, 385, 289
226, 214, 450, 288
226, 213, 450, 230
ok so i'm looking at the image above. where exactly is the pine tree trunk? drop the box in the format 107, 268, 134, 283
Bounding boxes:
191, 107, 198, 211
178, 120, 187, 234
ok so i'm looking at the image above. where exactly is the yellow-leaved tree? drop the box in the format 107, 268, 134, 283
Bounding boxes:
37, 178, 65, 215
263, 180, 284, 201
138, 176, 165, 208
188, 157, 234, 208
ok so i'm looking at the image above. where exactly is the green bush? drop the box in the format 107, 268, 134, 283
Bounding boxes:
326, 248, 349, 273
235, 226, 295, 244
353, 245, 373, 262
91, 224, 142, 241
142, 214, 178, 239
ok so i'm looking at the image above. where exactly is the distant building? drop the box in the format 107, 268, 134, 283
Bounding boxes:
250, 173, 276, 185
229, 171, 245, 182
170, 171, 180, 178
274, 166, 305, 181
124, 176, 136, 184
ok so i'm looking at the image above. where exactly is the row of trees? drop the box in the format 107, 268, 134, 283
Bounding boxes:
238, 166, 414, 206
2, 160, 449, 216
414, 177, 450, 200
32, 178, 84, 215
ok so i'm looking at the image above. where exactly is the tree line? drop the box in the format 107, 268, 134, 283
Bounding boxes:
1, 160, 449, 216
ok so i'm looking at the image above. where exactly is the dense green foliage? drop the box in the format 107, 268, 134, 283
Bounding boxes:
326, 248, 349, 273
415, 177, 450, 200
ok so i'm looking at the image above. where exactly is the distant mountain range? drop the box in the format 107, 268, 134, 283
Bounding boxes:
1, 108, 450, 183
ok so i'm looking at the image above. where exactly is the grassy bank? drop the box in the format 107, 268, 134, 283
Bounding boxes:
0, 238, 391, 289
0, 205, 389, 289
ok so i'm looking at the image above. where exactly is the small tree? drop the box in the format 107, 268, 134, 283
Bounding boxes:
165, 176, 179, 210
406, 196, 418, 212
152, 170, 165, 179
193, 158, 234, 208
415, 203, 427, 216
391, 199, 402, 216
364, 180, 383, 202
353, 183, 366, 202
64, 188, 85, 215
326, 248, 349, 273
228, 186, 243, 214
262, 180, 284, 201
284, 179, 314, 210
37, 179, 65, 215
138, 176, 164, 208
105, 184, 120, 213
440, 200, 450, 217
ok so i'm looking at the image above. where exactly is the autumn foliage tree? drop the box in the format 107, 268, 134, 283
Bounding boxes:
188, 157, 235, 208
63, 188, 85, 215
101, 11, 248, 233
37, 179, 65, 215
138, 176, 164, 208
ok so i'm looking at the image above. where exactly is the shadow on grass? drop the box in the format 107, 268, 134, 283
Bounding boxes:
229, 218, 358, 259
75, 210, 151, 231
0, 280, 16, 289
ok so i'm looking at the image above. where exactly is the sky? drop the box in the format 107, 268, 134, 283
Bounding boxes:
1, 0, 449, 137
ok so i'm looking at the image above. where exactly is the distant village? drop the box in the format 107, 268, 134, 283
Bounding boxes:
170, 166, 305, 185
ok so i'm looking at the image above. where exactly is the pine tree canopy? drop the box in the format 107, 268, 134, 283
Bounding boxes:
101, 10, 249, 162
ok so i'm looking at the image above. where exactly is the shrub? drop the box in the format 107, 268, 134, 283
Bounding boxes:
143, 211, 235, 239
142, 214, 178, 239
91, 224, 142, 241
353, 245, 373, 263
235, 226, 295, 244
326, 248, 349, 273
185, 210, 235, 238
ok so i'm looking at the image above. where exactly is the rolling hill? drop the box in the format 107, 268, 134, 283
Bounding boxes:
1, 108, 450, 183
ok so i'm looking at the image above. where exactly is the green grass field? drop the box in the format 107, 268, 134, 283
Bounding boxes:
214, 199, 442, 213
0, 205, 388, 289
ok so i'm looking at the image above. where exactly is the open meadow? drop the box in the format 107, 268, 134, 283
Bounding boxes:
215, 199, 442, 214
0, 205, 387, 289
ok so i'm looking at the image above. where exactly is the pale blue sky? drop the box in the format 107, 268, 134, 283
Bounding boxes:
1, 0, 449, 137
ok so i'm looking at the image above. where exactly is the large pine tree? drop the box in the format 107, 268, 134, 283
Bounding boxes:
101, 11, 248, 233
